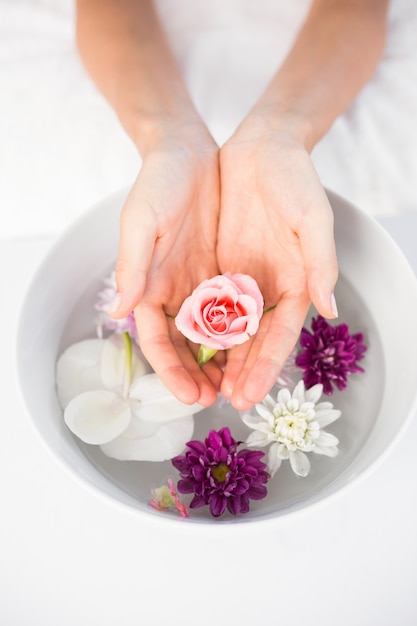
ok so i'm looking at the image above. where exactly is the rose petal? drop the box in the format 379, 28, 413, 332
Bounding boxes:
56, 339, 107, 408
100, 416, 194, 461
224, 272, 264, 317
175, 273, 264, 350
64, 390, 131, 444
128, 373, 203, 422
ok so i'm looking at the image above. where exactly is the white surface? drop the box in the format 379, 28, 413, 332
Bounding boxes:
2, 0, 417, 623
1, 217, 417, 624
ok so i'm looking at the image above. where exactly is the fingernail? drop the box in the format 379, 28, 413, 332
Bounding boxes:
330, 293, 338, 318
108, 292, 122, 316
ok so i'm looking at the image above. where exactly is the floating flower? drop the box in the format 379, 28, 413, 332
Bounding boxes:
241, 380, 341, 477
172, 427, 269, 517
56, 332, 203, 461
150, 479, 189, 518
175, 272, 264, 365
95, 271, 138, 342
295, 315, 367, 395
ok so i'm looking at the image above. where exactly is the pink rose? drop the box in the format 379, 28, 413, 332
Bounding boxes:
175, 272, 264, 350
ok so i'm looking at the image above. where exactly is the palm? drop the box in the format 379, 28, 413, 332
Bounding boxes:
135, 144, 219, 310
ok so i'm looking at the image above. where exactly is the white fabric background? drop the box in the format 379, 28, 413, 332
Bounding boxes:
1, 0, 417, 239
1, 5, 417, 624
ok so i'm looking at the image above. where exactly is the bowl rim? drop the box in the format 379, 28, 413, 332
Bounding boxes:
14, 187, 417, 531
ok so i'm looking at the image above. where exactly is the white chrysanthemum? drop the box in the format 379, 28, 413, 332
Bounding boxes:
241, 380, 341, 477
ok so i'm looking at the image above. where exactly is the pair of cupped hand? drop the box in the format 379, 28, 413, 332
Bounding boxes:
109, 121, 338, 411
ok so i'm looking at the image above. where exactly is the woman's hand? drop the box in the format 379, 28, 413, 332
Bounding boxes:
215, 0, 388, 410
217, 117, 338, 410
111, 123, 222, 407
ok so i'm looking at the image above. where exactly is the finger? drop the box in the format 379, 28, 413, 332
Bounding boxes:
111, 191, 158, 319
186, 339, 225, 393
228, 293, 310, 410
135, 303, 218, 407
298, 194, 339, 319
220, 340, 252, 400
200, 359, 224, 393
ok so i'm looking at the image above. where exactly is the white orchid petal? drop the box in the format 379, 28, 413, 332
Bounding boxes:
129, 373, 203, 422
289, 450, 311, 477
100, 334, 147, 391
56, 339, 107, 408
64, 390, 131, 444
99, 335, 142, 389
121, 414, 160, 439
100, 334, 126, 389
100, 416, 194, 461
130, 345, 149, 381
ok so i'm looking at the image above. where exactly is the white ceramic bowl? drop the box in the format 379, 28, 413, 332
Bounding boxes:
16, 189, 417, 529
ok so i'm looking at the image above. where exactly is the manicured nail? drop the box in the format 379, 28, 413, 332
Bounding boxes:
330, 293, 338, 318
108, 292, 122, 316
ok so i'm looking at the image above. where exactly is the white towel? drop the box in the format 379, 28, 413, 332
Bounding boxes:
1, 0, 416, 240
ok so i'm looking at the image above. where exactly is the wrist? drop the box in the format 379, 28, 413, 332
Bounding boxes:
232, 105, 317, 153
125, 107, 214, 157
117, 95, 200, 154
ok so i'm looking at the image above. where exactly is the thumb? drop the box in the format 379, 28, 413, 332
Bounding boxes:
109, 195, 157, 319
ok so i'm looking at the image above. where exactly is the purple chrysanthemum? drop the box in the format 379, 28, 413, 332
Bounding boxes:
172, 427, 269, 517
295, 315, 367, 395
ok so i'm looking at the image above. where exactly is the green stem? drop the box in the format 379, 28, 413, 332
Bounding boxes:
263, 305, 277, 315
198, 344, 218, 366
